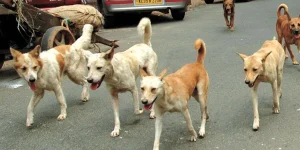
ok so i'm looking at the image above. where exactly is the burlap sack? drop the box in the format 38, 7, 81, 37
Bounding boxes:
47, 4, 104, 34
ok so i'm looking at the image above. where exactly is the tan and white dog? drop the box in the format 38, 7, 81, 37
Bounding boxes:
237, 37, 285, 131
86, 17, 157, 137
10, 24, 94, 128
140, 39, 209, 150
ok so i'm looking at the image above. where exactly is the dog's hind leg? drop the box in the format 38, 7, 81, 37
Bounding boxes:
67, 71, 90, 102
272, 80, 280, 114
251, 82, 260, 131
131, 86, 143, 115
286, 43, 299, 65
53, 85, 67, 121
26, 90, 44, 128
193, 84, 209, 138
110, 90, 121, 137
277, 67, 283, 98
181, 108, 197, 141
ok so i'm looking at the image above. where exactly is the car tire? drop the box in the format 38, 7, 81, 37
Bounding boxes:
171, 9, 185, 20
103, 15, 115, 29
204, 0, 214, 4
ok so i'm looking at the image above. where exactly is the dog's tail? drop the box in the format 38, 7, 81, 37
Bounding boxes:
277, 4, 291, 20
194, 39, 206, 64
72, 24, 94, 50
137, 17, 152, 47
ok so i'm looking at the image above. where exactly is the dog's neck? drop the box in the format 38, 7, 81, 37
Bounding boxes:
154, 80, 175, 110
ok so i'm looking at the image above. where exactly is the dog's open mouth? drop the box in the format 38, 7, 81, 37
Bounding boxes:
294, 34, 300, 39
144, 96, 158, 111
28, 82, 36, 91
247, 76, 258, 88
227, 9, 231, 14
90, 75, 105, 90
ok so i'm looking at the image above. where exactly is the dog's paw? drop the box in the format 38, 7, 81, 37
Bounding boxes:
230, 27, 234, 32
26, 120, 34, 129
273, 107, 280, 114
252, 123, 259, 131
57, 114, 67, 121
135, 109, 144, 115
150, 112, 156, 119
81, 92, 90, 102
199, 128, 205, 138
293, 61, 299, 65
190, 135, 197, 142
110, 129, 120, 137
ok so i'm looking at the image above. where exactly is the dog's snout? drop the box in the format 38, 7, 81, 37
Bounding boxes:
245, 80, 250, 84
295, 30, 299, 34
29, 77, 36, 83
141, 99, 148, 105
87, 78, 93, 83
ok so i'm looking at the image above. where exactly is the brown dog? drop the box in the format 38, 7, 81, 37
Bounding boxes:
223, 0, 235, 31
140, 39, 209, 150
276, 4, 300, 65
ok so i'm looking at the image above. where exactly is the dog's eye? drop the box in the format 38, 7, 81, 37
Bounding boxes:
253, 68, 257, 72
151, 88, 156, 92
21, 67, 27, 72
291, 24, 295, 27
87, 67, 90, 70
141, 87, 144, 91
298, 23, 300, 26
33, 66, 38, 70
97, 67, 102, 70
244, 68, 247, 72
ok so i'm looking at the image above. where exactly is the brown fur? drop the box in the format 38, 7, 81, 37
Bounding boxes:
54, 45, 71, 55
276, 3, 300, 65
223, 0, 235, 31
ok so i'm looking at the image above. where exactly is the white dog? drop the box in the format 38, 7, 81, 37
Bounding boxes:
10, 24, 94, 128
86, 17, 157, 137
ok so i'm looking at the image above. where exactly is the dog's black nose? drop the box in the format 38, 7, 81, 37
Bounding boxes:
141, 100, 148, 105
245, 80, 250, 84
295, 30, 299, 34
29, 77, 35, 83
87, 78, 93, 83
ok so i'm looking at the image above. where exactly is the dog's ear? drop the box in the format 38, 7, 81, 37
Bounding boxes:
158, 68, 167, 80
237, 53, 248, 61
29, 45, 41, 58
10, 47, 22, 59
261, 51, 272, 62
140, 68, 149, 78
104, 47, 114, 60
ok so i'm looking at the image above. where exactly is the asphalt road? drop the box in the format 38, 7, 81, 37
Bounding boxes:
1, 0, 300, 149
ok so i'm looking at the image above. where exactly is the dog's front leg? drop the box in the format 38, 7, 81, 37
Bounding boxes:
224, 14, 230, 28
131, 87, 143, 115
54, 86, 67, 120
110, 91, 121, 137
153, 107, 164, 150
81, 81, 90, 102
182, 108, 197, 141
271, 80, 280, 114
229, 14, 235, 31
286, 43, 299, 65
26, 90, 45, 128
251, 84, 259, 131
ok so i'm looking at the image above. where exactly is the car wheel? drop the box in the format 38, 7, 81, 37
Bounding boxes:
171, 9, 185, 20
0, 54, 5, 70
204, 0, 214, 4
103, 15, 115, 29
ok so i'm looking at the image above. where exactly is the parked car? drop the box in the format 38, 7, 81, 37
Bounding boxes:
204, 0, 250, 4
96, 0, 189, 28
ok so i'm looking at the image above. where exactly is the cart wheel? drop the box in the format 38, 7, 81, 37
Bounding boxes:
0, 54, 5, 70
41, 26, 75, 50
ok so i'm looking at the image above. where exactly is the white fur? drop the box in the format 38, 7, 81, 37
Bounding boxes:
13, 24, 94, 128
86, 17, 157, 137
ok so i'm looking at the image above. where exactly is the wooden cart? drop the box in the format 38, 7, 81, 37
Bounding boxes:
0, 0, 117, 69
